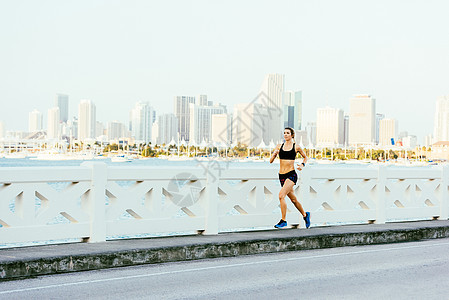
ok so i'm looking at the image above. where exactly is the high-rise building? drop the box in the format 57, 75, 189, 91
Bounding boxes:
379, 118, 398, 146
295, 130, 309, 147
433, 96, 449, 142
151, 121, 159, 145
158, 113, 178, 145
68, 117, 78, 140
130, 102, 153, 144
211, 113, 232, 144
316, 107, 344, 147
259, 74, 285, 143
424, 134, 433, 147
47, 107, 60, 139
96, 121, 104, 138
152, 110, 156, 124
56, 94, 69, 123
198, 95, 208, 106
107, 121, 126, 140
348, 94, 376, 145
174, 96, 196, 142
232, 103, 268, 147
343, 115, 349, 147
189, 103, 227, 143
284, 91, 302, 130
0, 121, 4, 139
305, 122, 317, 147
375, 113, 385, 145
374, 114, 385, 144
78, 100, 96, 141
28, 109, 43, 132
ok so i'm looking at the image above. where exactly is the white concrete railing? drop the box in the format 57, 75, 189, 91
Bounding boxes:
0, 162, 448, 247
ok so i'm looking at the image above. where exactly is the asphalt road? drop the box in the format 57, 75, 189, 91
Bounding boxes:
1, 238, 449, 299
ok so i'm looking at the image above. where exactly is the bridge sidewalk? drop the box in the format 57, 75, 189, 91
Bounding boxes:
1, 220, 449, 281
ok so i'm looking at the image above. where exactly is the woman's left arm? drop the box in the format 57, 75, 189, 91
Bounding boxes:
296, 144, 308, 170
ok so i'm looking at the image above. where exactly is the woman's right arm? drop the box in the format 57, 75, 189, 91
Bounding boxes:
270, 144, 281, 163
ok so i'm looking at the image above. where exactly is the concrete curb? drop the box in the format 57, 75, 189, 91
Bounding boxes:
1, 222, 449, 281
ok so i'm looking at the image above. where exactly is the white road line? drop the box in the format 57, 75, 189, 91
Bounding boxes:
1, 240, 449, 295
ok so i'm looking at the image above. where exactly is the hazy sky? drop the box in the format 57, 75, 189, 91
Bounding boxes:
1, 0, 448, 141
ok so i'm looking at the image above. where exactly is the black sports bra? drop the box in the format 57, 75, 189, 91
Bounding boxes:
279, 142, 296, 160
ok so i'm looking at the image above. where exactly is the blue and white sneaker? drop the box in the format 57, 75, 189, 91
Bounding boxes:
274, 219, 287, 228
303, 212, 311, 229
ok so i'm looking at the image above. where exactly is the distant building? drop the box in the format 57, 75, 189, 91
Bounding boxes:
379, 119, 398, 146
47, 107, 60, 139
78, 100, 96, 141
430, 141, 449, 160
378, 118, 398, 146
0, 121, 4, 139
398, 131, 408, 140
151, 121, 159, 145
174, 96, 195, 142
158, 113, 178, 145
433, 95, 449, 143
305, 122, 317, 147
316, 107, 344, 147
68, 117, 78, 140
349, 94, 376, 145
424, 134, 433, 148
152, 110, 156, 124
375, 113, 385, 144
198, 95, 208, 106
295, 130, 308, 147
343, 115, 349, 147
96, 121, 105, 138
284, 91, 302, 130
29, 109, 43, 132
211, 113, 232, 144
107, 121, 126, 140
130, 102, 153, 144
189, 103, 226, 143
232, 102, 268, 147
402, 135, 417, 149
259, 74, 285, 143
56, 94, 69, 123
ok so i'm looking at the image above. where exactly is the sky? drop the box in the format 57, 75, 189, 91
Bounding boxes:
1, 0, 448, 142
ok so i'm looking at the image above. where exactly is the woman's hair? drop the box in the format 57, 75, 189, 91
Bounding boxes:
284, 127, 295, 138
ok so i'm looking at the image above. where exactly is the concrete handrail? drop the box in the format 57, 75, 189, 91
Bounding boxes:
0, 163, 448, 247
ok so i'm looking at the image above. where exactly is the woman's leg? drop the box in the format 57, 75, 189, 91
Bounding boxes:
279, 179, 295, 220
287, 189, 306, 217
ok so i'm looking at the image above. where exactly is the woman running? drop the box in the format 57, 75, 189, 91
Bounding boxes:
269, 127, 310, 229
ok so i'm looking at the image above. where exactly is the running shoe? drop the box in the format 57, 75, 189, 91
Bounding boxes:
274, 219, 287, 228
303, 212, 311, 229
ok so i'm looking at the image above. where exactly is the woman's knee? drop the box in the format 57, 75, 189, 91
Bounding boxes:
278, 191, 286, 200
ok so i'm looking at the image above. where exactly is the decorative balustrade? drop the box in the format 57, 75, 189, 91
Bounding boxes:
0, 162, 448, 247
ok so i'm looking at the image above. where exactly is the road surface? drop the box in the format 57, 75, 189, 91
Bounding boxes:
1, 238, 449, 299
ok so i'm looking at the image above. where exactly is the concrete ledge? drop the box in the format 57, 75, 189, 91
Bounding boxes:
1, 220, 449, 281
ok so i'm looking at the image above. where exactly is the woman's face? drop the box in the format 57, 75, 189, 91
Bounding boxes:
284, 130, 292, 140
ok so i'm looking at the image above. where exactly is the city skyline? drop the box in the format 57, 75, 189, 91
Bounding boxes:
3, 88, 449, 146
1, 1, 449, 141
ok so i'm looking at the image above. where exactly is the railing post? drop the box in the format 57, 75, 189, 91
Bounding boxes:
376, 165, 387, 224
203, 166, 219, 235
441, 165, 449, 220
81, 162, 107, 243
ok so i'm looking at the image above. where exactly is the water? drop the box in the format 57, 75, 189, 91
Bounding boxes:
0, 157, 274, 168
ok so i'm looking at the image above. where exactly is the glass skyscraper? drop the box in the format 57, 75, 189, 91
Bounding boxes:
56, 94, 69, 123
